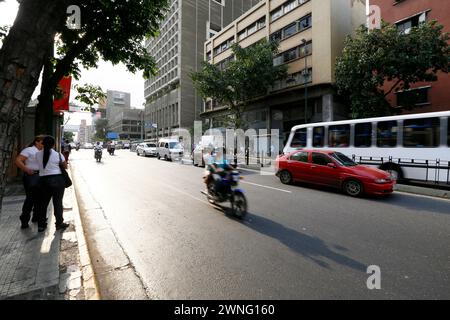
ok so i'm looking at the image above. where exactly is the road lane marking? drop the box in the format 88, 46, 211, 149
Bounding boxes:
164, 183, 210, 205
240, 181, 292, 194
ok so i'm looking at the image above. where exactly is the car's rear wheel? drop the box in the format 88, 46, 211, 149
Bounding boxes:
279, 170, 292, 185
344, 180, 363, 197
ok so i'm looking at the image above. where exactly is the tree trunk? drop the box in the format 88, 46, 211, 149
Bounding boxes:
0, 0, 70, 211
35, 44, 55, 136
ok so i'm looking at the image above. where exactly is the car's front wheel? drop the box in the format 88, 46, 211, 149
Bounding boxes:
343, 179, 364, 197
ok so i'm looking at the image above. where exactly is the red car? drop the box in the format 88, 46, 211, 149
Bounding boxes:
275, 150, 396, 197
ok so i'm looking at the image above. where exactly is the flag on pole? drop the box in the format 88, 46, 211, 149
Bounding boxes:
53, 76, 72, 113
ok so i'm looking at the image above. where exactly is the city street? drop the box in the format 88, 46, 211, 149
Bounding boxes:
69, 149, 450, 299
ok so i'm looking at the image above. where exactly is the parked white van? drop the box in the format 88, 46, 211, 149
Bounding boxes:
157, 138, 184, 161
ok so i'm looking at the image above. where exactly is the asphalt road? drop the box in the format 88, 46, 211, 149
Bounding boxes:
69, 149, 450, 299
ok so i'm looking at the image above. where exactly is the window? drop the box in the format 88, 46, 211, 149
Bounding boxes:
355, 123, 372, 147
284, 0, 296, 14
299, 41, 312, 56
257, 18, 266, 29
330, 152, 357, 167
312, 153, 332, 166
377, 121, 398, 147
271, 7, 283, 21
270, 30, 282, 42
298, 14, 312, 31
397, 12, 427, 34
328, 125, 350, 147
291, 128, 307, 148
283, 23, 297, 38
283, 47, 297, 63
247, 23, 257, 35
313, 127, 325, 147
238, 30, 247, 41
290, 151, 308, 162
396, 87, 429, 107
448, 118, 450, 147
403, 118, 440, 147
273, 55, 284, 66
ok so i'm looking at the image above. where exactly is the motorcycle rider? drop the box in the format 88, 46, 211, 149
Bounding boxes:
94, 141, 103, 160
107, 141, 115, 155
204, 147, 234, 196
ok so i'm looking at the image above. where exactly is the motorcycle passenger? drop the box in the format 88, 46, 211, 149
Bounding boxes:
204, 148, 234, 196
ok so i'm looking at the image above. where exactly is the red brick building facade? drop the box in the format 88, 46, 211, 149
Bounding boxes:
370, 0, 450, 114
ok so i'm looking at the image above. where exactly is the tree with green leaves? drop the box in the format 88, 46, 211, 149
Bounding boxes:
335, 21, 450, 118
74, 83, 106, 114
0, 0, 168, 207
34, 0, 169, 134
94, 118, 109, 142
191, 39, 287, 129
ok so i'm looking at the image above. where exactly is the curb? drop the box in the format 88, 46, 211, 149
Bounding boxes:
394, 184, 450, 200
69, 170, 100, 300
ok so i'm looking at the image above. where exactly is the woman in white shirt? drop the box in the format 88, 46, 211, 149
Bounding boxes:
15, 135, 45, 229
36, 136, 69, 233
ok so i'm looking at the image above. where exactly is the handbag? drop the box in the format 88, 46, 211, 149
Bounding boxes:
59, 154, 73, 188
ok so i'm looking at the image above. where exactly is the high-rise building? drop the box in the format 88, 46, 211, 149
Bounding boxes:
370, 0, 450, 114
144, 0, 263, 139
201, 0, 366, 144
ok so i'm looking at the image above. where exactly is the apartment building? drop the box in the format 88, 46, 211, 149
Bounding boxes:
202, 0, 366, 142
370, 0, 450, 114
144, 0, 263, 139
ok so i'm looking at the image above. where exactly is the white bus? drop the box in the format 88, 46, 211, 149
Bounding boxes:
284, 111, 450, 184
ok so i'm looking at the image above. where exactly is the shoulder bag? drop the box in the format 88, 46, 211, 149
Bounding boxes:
59, 153, 73, 188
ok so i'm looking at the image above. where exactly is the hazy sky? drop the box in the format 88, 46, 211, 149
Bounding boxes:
0, 0, 146, 114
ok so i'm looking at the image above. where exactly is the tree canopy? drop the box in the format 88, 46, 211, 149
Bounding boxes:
191, 39, 287, 129
335, 21, 450, 118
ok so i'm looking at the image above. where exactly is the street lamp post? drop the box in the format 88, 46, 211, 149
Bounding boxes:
302, 39, 308, 125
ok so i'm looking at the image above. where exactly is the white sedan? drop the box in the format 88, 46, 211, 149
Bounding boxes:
136, 143, 158, 157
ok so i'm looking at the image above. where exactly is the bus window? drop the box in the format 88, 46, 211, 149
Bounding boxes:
328, 125, 350, 148
313, 127, 325, 148
291, 128, 307, 148
403, 117, 440, 147
448, 118, 450, 147
377, 121, 397, 147
355, 123, 372, 147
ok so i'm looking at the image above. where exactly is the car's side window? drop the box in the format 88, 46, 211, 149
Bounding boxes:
312, 153, 332, 166
290, 151, 308, 163
165, 143, 169, 148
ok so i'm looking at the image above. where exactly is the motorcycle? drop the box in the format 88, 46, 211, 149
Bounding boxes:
201, 169, 247, 218
108, 146, 115, 155
94, 149, 103, 162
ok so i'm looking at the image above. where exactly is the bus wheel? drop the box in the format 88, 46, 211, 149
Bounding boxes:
344, 179, 363, 197
380, 164, 403, 182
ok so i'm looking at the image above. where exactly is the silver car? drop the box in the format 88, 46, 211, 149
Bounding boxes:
136, 143, 158, 157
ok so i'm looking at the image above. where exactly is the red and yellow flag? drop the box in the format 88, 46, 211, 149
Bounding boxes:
53, 76, 72, 113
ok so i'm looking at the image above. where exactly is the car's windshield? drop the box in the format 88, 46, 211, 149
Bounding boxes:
330, 152, 357, 167
169, 142, 182, 149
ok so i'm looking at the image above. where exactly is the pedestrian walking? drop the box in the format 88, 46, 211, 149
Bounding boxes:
62, 139, 72, 163
14, 135, 46, 229
35, 136, 70, 233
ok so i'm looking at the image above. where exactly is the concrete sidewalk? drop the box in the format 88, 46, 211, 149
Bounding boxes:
0, 170, 98, 300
